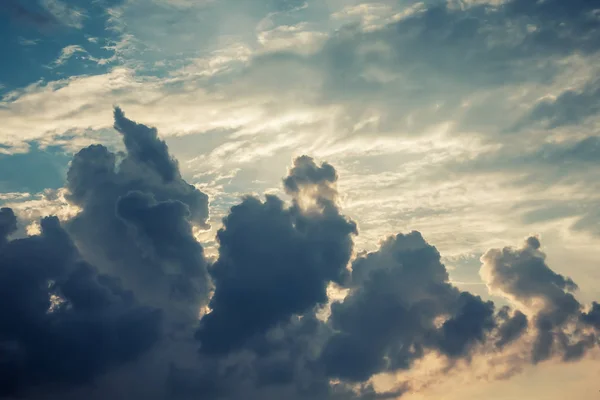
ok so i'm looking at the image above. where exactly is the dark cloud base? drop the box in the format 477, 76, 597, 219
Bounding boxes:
1, 109, 600, 399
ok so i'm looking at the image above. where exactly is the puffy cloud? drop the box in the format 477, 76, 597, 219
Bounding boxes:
65, 108, 210, 317
283, 155, 337, 197
0, 212, 161, 397
495, 307, 528, 349
196, 156, 357, 355
481, 237, 598, 363
320, 232, 496, 381
2, 109, 600, 399
581, 302, 600, 330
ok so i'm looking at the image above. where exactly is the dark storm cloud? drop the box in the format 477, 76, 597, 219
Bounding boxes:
481, 237, 597, 363
196, 156, 357, 355
66, 108, 210, 315
0, 212, 161, 397
320, 232, 496, 382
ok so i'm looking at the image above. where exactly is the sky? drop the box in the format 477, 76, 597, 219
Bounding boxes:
1, 0, 600, 399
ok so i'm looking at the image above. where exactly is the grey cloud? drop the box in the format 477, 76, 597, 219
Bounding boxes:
196, 156, 357, 355
66, 108, 210, 317
495, 307, 528, 349
481, 237, 596, 363
320, 232, 496, 382
173, 312, 406, 400
581, 302, 600, 329
5, 108, 600, 399
116, 191, 209, 305
0, 212, 161, 397
283, 155, 337, 197
0, 208, 17, 246
113, 107, 179, 184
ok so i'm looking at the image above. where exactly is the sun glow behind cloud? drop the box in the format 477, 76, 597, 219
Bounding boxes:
2, 0, 600, 398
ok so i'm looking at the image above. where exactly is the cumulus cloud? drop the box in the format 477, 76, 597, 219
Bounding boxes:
2, 109, 600, 400
0, 213, 161, 397
196, 155, 357, 355
481, 237, 598, 363
320, 232, 496, 381
495, 307, 528, 349
65, 108, 210, 310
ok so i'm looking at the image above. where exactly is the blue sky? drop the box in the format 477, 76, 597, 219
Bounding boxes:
1, 0, 600, 399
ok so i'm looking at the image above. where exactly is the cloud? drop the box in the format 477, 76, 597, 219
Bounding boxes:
495, 307, 528, 349
581, 302, 600, 330
0, 213, 161, 397
65, 107, 210, 321
0, 207, 18, 245
524, 81, 600, 128
3, 0, 600, 397
283, 154, 338, 200
319, 232, 496, 381
3, 0, 598, 152
196, 156, 357, 355
481, 237, 598, 363
2, 109, 600, 399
